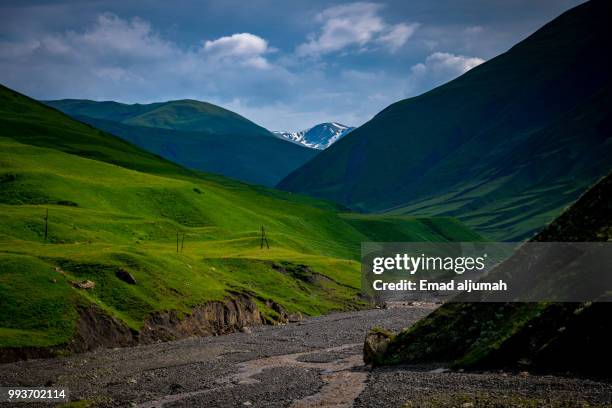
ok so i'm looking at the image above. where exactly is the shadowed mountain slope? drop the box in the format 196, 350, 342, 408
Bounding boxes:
279, 0, 612, 240
369, 172, 612, 376
45, 99, 317, 186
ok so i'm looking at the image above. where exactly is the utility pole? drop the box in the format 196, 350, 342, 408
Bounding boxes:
44, 209, 48, 242
260, 225, 270, 249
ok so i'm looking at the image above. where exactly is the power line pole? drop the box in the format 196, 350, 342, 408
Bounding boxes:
261, 225, 270, 249
44, 209, 48, 242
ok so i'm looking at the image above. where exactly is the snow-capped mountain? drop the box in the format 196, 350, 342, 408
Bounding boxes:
273, 122, 354, 150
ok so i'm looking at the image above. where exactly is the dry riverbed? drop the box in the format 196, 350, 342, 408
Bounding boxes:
1, 306, 610, 407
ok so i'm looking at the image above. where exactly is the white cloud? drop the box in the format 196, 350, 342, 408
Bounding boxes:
203, 33, 271, 68
296, 2, 417, 57
377, 23, 419, 51
408, 52, 484, 92
464, 26, 484, 35
0, 13, 287, 104
69, 13, 177, 60
0, 11, 420, 132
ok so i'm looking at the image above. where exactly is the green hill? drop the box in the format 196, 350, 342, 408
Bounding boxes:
68, 116, 317, 187
0, 84, 480, 355
45, 99, 317, 186
45, 98, 274, 137
278, 0, 612, 241
369, 172, 612, 376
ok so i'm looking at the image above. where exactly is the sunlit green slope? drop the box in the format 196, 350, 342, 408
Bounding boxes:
0, 85, 480, 350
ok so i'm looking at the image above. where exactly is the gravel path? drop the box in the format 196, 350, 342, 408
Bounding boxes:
1, 306, 610, 407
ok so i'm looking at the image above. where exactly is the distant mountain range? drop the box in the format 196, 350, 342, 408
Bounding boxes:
45, 99, 317, 187
273, 123, 354, 150
278, 0, 612, 241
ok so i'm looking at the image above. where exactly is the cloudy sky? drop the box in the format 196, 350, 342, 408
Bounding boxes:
0, 0, 582, 131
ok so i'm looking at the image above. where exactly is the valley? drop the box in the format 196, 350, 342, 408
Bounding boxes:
0, 1, 610, 405
0, 84, 479, 357
1, 306, 609, 407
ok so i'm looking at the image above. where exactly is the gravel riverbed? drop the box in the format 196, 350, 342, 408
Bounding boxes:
1, 306, 610, 407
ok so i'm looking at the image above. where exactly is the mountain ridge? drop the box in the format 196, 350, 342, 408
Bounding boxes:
277, 0, 612, 241
45, 98, 274, 137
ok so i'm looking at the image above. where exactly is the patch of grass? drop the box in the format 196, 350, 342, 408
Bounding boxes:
0, 255, 77, 347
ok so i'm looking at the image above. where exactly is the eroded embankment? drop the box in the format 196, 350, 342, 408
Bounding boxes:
0, 294, 285, 363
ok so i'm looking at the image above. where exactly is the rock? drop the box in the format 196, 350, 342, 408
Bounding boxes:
116, 268, 137, 285
73, 280, 95, 289
363, 328, 393, 365
240, 326, 252, 334
287, 312, 303, 322
168, 383, 183, 393
461, 403, 474, 408
243, 401, 252, 406
429, 367, 450, 373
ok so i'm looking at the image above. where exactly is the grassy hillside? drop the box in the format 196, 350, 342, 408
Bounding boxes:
370, 172, 612, 376
66, 115, 317, 187
278, 0, 612, 241
45, 99, 318, 187
45, 98, 274, 137
0, 85, 480, 351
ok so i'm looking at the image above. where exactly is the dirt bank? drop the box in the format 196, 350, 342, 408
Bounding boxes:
0, 293, 282, 363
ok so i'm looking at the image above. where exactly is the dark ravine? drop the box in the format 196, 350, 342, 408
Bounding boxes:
0, 294, 287, 363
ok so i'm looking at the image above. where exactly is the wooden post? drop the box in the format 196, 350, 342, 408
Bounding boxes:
44, 209, 48, 242
181, 233, 185, 252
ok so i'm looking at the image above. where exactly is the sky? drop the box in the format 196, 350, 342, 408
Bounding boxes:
0, 0, 583, 131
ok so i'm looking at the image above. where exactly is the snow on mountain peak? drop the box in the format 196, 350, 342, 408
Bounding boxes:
273, 122, 354, 150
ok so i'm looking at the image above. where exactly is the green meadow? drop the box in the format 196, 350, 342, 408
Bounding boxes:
0, 85, 479, 350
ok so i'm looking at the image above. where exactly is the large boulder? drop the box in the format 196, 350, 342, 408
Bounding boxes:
363, 328, 393, 366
